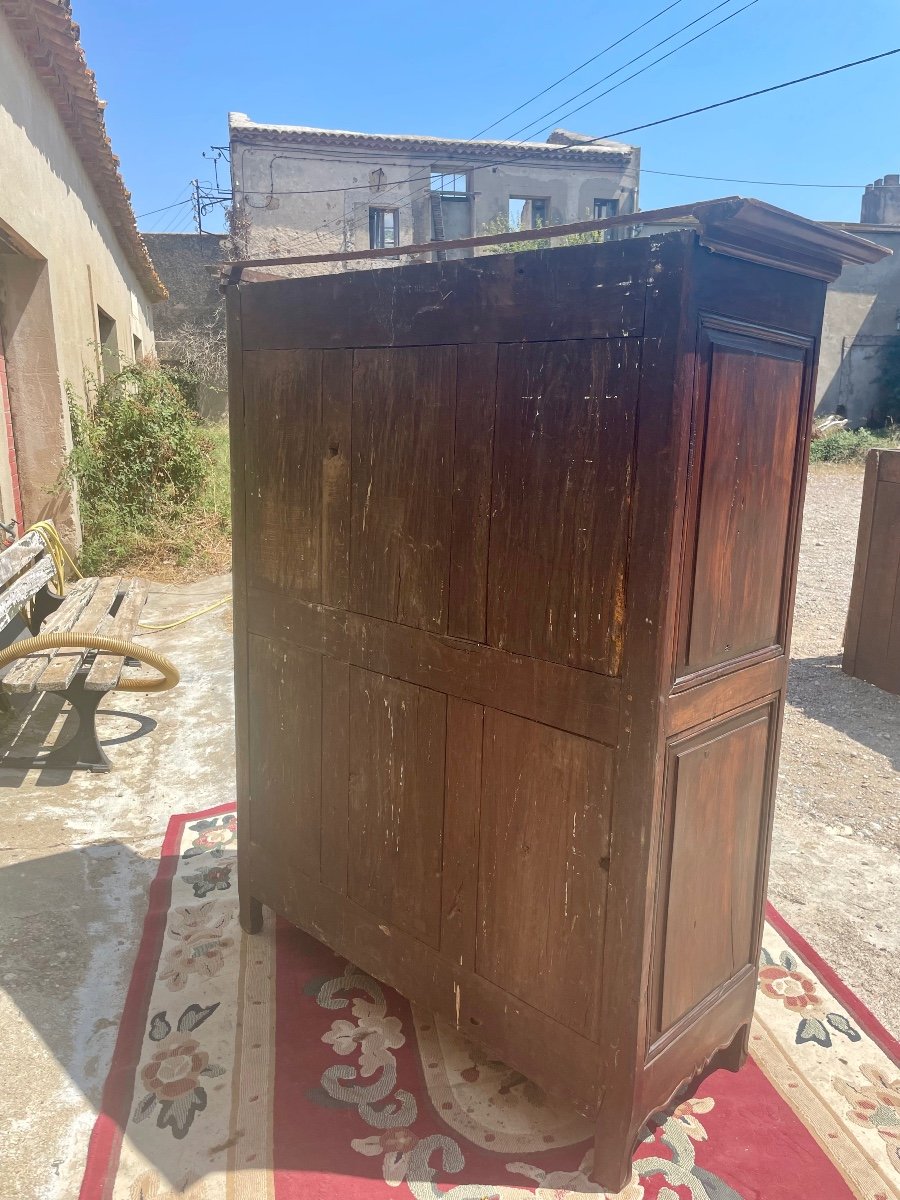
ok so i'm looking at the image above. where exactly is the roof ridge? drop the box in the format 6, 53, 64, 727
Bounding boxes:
227, 113, 634, 161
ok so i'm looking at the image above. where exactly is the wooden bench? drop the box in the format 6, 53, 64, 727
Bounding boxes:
0, 527, 149, 771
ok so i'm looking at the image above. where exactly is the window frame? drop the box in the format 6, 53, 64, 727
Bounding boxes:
369, 206, 400, 251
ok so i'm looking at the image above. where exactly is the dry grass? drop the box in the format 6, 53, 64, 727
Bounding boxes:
115, 421, 232, 584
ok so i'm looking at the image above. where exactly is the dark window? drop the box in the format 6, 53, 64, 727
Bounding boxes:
97, 308, 119, 379
593, 198, 619, 220
369, 208, 399, 250
509, 197, 549, 230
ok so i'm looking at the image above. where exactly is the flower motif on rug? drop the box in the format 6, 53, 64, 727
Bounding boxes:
182, 814, 237, 861
159, 901, 235, 992
323, 997, 406, 1078
182, 859, 234, 899
132, 1002, 225, 1139
313, 962, 740, 1200
758, 946, 860, 1049
833, 1063, 900, 1174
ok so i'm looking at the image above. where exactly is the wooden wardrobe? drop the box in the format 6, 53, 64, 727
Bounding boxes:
227, 198, 884, 1190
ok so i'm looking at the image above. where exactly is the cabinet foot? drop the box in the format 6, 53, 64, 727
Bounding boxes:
240, 894, 264, 934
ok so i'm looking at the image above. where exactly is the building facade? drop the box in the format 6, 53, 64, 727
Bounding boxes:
228, 115, 640, 271
0, 0, 165, 543
817, 177, 900, 425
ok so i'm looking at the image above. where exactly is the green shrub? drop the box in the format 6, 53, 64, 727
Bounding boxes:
810, 426, 900, 465
63, 362, 216, 574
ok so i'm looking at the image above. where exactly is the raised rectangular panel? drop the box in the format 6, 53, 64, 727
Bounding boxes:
678, 322, 812, 680
652, 702, 776, 1040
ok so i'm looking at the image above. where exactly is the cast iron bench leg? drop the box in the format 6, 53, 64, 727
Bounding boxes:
42, 671, 111, 772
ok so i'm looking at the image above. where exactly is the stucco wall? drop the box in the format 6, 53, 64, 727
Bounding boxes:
229, 133, 639, 275
816, 227, 900, 425
0, 17, 157, 540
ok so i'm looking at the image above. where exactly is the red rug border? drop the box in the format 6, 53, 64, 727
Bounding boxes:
78, 801, 236, 1200
76, 806, 897, 1197
764, 899, 899, 1064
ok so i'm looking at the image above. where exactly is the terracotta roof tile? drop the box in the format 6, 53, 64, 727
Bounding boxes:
228, 113, 635, 164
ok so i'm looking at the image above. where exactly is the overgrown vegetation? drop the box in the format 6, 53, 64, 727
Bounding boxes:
63, 362, 230, 580
809, 425, 900, 465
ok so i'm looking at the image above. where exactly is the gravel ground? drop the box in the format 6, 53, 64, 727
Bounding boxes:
768, 465, 900, 1035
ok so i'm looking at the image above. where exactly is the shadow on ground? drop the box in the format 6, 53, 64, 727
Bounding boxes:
788, 653, 899, 771
0, 691, 157, 787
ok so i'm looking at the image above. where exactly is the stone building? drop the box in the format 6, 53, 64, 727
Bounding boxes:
817, 176, 900, 425
143, 232, 229, 418
228, 114, 640, 271
0, 0, 165, 543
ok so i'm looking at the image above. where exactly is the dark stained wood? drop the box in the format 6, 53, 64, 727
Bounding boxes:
227, 283, 261, 935
477, 710, 613, 1038
350, 346, 456, 632
653, 703, 774, 1038
247, 841, 603, 1111
245, 348, 323, 599
677, 322, 812, 681
248, 634, 322, 883
488, 339, 639, 674
440, 697, 483, 969
320, 349, 352, 610
320, 655, 350, 893
448, 343, 496, 643
238, 235, 650, 352
231, 217, 846, 1191
843, 448, 900, 694
347, 668, 446, 946
247, 589, 621, 745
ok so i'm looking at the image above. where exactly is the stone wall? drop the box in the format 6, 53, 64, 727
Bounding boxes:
142, 233, 229, 418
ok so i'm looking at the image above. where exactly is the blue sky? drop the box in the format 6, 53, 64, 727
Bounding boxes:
74, 0, 897, 233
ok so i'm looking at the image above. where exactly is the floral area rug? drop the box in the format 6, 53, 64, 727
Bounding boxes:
79, 805, 900, 1200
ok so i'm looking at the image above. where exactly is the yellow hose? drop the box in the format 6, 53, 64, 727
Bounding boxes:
0, 633, 179, 693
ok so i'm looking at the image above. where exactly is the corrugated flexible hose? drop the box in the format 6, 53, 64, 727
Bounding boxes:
0, 633, 180, 693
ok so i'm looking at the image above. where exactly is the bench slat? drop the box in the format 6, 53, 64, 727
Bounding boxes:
0, 556, 57, 635
4, 577, 100, 694
0, 530, 48, 590
84, 578, 149, 692
38, 577, 123, 692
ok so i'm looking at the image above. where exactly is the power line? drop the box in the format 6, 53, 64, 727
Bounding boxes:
502, 0, 756, 143
231, 44, 898, 254
293, 0, 757, 244
234, 0, 753, 201
642, 168, 865, 188
470, 0, 692, 139
587, 45, 900, 142
136, 197, 193, 219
